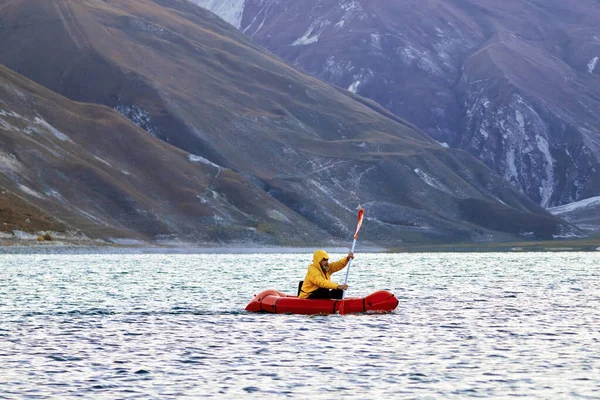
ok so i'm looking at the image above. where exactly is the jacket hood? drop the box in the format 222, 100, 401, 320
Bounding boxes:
312, 250, 329, 264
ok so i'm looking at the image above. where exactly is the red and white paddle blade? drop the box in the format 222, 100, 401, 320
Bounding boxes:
353, 208, 364, 239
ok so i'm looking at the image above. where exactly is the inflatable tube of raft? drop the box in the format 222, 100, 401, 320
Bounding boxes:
245, 290, 398, 315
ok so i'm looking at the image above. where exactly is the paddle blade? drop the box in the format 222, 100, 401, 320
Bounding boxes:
353, 208, 364, 239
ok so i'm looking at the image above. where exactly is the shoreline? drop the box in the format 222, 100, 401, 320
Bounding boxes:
0, 240, 599, 254
0, 239, 387, 254
1, 231, 599, 254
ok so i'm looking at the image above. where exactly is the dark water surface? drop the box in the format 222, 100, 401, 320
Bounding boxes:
1, 251, 599, 398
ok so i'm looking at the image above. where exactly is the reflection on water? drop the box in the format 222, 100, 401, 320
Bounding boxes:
1, 252, 599, 398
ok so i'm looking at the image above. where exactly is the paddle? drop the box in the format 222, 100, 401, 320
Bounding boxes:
339, 208, 364, 315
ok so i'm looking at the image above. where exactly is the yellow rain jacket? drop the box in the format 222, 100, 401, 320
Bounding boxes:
298, 250, 349, 299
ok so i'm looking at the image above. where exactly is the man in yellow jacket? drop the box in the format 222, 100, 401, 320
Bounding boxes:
298, 249, 354, 299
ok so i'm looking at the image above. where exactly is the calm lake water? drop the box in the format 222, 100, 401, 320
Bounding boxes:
1, 250, 599, 398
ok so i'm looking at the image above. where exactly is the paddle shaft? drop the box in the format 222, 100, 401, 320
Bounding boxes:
341, 238, 357, 299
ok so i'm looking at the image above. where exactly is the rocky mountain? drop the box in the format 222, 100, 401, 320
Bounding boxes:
0, 0, 575, 244
194, 0, 600, 209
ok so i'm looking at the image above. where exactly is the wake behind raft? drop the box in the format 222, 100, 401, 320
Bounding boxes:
245, 289, 399, 315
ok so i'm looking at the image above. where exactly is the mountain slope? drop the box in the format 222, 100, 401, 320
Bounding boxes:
549, 196, 600, 233
0, 64, 329, 244
0, 0, 575, 243
194, 0, 600, 209
0, 189, 66, 237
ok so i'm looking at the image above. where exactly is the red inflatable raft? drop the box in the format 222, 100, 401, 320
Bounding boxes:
245, 289, 399, 315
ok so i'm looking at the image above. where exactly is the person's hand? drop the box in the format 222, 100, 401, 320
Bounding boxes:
347, 252, 354, 261
337, 284, 349, 290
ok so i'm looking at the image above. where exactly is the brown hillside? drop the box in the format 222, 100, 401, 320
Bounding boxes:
0, 63, 330, 244
0, 189, 66, 234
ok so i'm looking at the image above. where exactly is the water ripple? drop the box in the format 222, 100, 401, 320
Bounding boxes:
0, 252, 599, 398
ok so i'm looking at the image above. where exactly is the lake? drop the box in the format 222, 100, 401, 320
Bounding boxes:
1, 250, 599, 398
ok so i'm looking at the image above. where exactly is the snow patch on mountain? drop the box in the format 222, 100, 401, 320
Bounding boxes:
535, 134, 555, 207
0, 109, 23, 119
190, 0, 246, 29
93, 156, 112, 167
293, 20, 329, 46
399, 46, 443, 76
400, 47, 417, 64
515, 110, 525, 129
504, 149, 519, 185
324, 56, 354, 80
588, 57, 598, 73
115, 104, 158, 137
34, 117, 70, 142
18, 184, 43, 198
188, 154, 221, 170
128, 18, 165, 34
548, 195, 600, 214
414, 168, 449, 193
196, 194, 208, 204
333, 1, 363, 29
241, 1, 272, 35
46, 189, 63, 199
0, 151, 22, 174
341, 0, 361, 13
267, 209, 291, 223
76, 207, 108, 225
348, 80, 361, 93
346, 69, 374, 94
0, 83, 27, 101
1, 111, 71, 143
293, 31, 319, 46
370, 33, 382, 51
